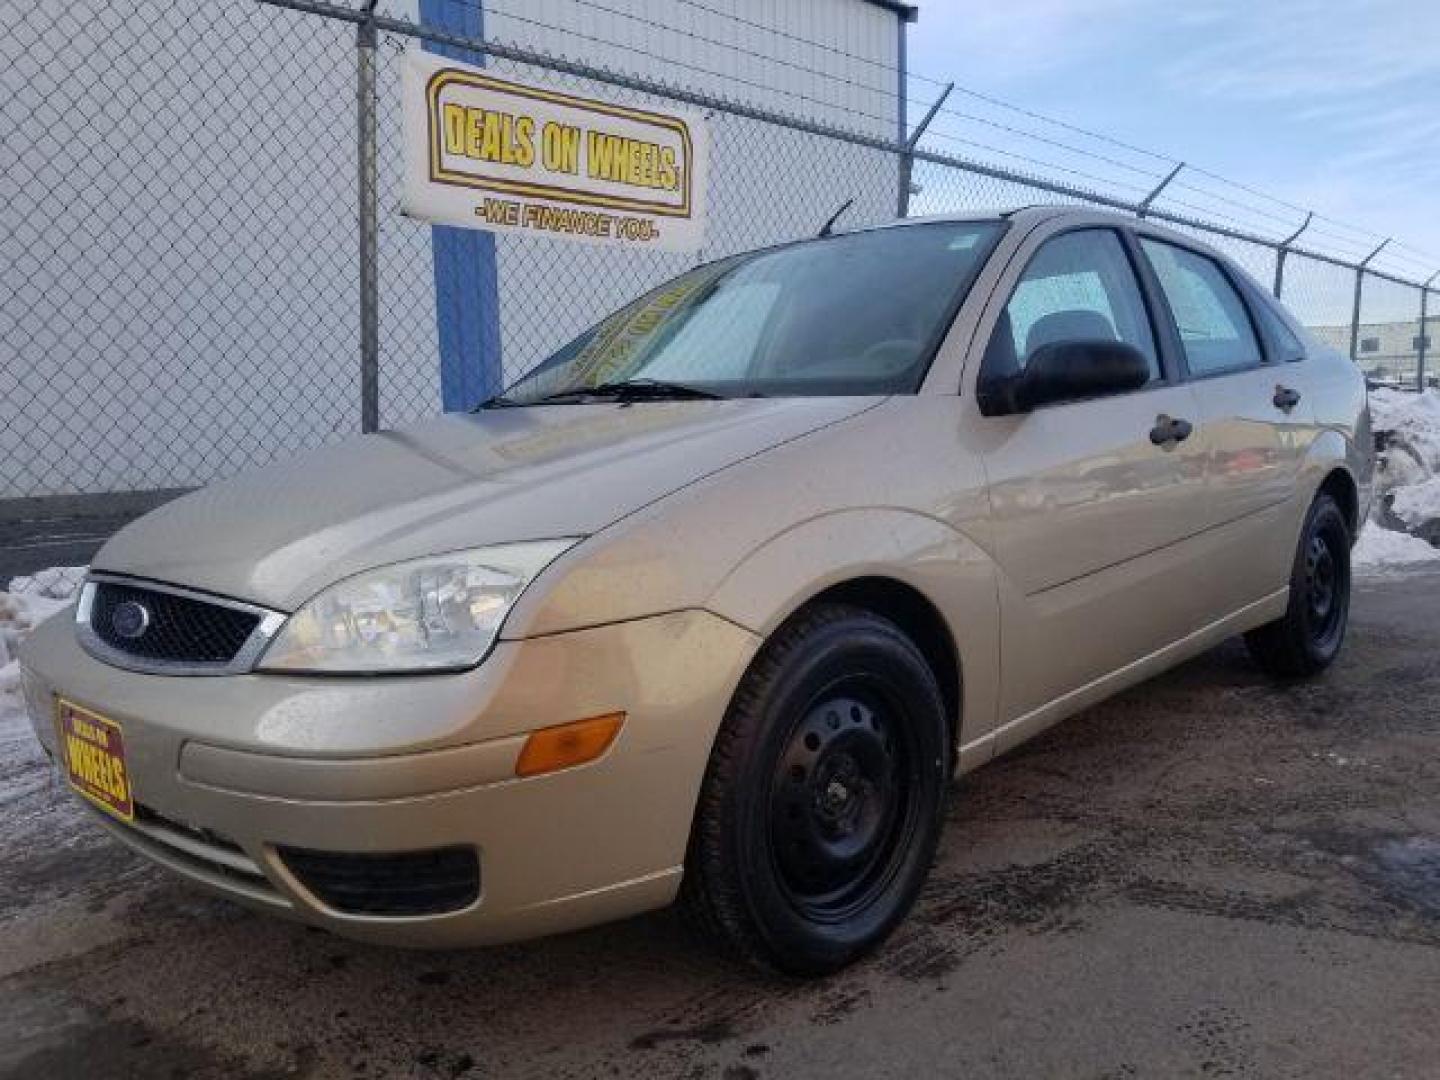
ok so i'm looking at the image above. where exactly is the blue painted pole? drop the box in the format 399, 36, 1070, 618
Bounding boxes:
419, 0, 503, 409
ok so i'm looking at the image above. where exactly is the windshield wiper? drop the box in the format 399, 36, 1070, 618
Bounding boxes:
535, 378, 728, 404
596, 378, 727, 401
475, 393, 523, 409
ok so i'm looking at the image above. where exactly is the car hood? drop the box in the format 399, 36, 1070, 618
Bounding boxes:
93, 398, 877, 611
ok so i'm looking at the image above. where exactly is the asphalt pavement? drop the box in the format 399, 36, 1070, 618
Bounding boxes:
2, 569, 1438, 1079
0, 492, 182, 582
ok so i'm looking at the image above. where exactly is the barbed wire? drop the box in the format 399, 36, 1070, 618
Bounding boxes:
452, 0, 907, 134
918, 129, 1155, 198
470, 0, 1184, 194
508, 0, 1440, 272
481, 0, 900, 101
424, 0, 1185, 216
461, 0, 1178, 195
922, 113, 1167, 183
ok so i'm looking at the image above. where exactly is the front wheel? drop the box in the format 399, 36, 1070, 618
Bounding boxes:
1245, 491, 1352, 677
681, 604, 950, 975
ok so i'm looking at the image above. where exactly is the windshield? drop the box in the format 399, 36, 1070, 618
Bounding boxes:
498, 220, 1005, 403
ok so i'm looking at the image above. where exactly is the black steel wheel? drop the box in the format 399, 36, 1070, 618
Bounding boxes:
1245, 491, 1352, 677
769, 687, 921, 924
681, 603, 949, 975
1301, 530, 1345, 653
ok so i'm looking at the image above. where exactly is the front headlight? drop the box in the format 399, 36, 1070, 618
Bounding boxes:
257, 540, 577, 674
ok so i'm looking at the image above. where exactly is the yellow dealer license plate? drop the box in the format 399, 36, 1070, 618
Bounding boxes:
55, 699, 134, 823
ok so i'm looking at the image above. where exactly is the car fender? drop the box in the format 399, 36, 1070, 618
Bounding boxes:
1300, 426, 1371, 536
1301, 351, 1375, 526
703, 508, 1001, 752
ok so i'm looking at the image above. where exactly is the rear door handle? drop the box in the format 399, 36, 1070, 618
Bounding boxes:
1149, 414, 1193, 448
1273, 385, 1302, 412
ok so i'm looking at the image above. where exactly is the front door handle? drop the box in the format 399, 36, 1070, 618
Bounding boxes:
1273, 385, 1302, 412
1149, 414, 1193, 448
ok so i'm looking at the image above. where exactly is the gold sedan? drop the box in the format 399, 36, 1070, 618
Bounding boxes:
21, 207, 1372, 974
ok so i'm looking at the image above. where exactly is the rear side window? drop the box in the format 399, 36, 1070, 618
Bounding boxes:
1249, 290, 1305, 362
990, 229, 1160, 382
1141, 239, 1263, 376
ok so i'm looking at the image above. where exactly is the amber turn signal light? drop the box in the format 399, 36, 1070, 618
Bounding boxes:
515, 713, 625, 777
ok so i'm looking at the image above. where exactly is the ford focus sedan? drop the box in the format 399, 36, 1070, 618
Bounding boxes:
20, 207, 1372, 974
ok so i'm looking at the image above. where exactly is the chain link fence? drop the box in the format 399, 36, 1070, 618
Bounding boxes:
4, 0, 1437, 500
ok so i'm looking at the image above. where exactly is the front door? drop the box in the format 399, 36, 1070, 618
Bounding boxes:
970, 226, 1212, 727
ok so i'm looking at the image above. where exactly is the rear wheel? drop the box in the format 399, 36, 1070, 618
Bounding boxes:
1245, 491, 1352, 677
681, 604, 949, 975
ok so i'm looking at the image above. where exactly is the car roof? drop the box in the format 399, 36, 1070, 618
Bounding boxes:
867, 205, 1120, 231
857, 205, 1233, 264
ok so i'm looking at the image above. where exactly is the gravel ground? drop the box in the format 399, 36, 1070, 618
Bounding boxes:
2, 569, 1438, 1079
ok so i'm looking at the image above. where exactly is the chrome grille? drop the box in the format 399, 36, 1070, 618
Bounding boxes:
91, 580, 258, 662
77, 574, 285, 675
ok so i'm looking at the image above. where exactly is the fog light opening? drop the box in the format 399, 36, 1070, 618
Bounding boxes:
515, 713, 625, 777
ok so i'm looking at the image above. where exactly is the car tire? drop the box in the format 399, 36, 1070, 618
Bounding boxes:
680, 603, 950, 975
1244, 491, 1352, 678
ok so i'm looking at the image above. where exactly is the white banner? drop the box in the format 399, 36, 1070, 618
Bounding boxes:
402, 52, 709, 252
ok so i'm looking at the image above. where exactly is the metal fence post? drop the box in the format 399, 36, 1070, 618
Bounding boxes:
1135, 162, 1184, 219
1272, 211, 1312, 299
1349, 238, 1390, 364
896, 83, 952, 219
1419, 271, 1438, 392
357, 0, 380, 433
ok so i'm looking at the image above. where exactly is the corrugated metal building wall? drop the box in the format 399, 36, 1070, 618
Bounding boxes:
2, 0, 912, 497
487, 0, 903, 136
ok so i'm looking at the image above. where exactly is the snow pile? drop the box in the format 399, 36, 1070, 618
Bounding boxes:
1391, 476, 1440, 531
1369, 388, 1440, 486
1353, 521, 1440, 569
0, 566, 87, 694
1, 568, 92, 875
1365, 388, 1440, 571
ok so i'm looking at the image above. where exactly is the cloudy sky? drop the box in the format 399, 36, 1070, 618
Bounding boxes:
905, 0, 1440, 282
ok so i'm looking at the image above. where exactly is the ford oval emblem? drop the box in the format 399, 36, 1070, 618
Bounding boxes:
111, 600, 150, 640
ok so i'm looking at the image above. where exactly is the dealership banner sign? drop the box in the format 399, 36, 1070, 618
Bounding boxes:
402, 52, 709, 251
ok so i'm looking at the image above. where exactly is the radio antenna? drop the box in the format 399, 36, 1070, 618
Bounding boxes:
818, 198, 855, 238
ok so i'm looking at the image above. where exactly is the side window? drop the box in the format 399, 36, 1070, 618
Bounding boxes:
987, 229, 1160, 384
1141, 239, 1264, 376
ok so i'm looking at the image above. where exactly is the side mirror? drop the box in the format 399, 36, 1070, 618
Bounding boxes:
977, 340, 1151, 415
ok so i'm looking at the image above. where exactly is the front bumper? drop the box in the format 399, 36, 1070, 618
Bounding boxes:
20, 608, 758, 947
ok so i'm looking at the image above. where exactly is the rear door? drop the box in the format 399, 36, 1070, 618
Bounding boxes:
969, 224, 1212, 727
1137, 236, 1311, 608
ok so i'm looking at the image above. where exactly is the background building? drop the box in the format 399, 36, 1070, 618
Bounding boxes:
2, 0, 916, 497
1310, 320, 1432, 385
